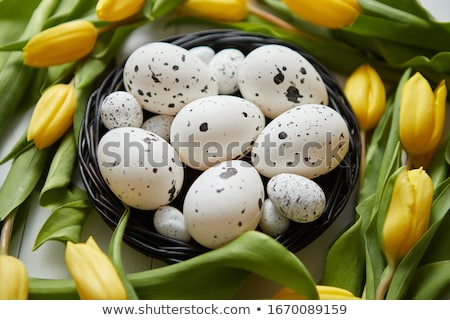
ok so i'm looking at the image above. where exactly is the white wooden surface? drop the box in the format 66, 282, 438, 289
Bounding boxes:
0, 0, 448, 299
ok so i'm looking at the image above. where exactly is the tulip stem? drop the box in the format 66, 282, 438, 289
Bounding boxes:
359, 130, 367, 187
0, 213, 14, 256
375, 265, 395, 300
406, 153, 414, 170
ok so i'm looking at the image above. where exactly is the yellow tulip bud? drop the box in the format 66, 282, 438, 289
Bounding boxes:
96, 0, 144, 22
65, 236, 127, 300
23, 20, 98, 67
344, 64, 386, 131
273, 285, 360, 300
179, 0, 248, 22
382, 167, 433, 267
0, 255, 28, 300
399, 73, 447, 156
282, 0, 361, 29
27, 83, 76, 149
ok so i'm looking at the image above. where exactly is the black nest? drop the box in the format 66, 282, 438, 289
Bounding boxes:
78, 29, 361, 264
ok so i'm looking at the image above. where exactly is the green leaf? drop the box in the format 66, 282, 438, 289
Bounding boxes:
43, 0, 96, 28
320, 217, 366, 296
0, 40, 29, 51
0, 132, 34, 165
144, 0, 184, 20
0, 146, 53, 221
428, 133, 450, 187
108, 207, 139, 300
408, 261, 450, 299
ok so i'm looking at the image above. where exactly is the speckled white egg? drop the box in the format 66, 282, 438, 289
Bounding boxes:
251, 104, 349, 179
267, 173, 326, 223
259, 199, 290, 237
141, 114, 174, 142
153, 206, 191, 243
239, 44, 328, 119
170, 95, 265, 170
209, 48, 245, 94
96, 127, 184, 210
189, 46, 215, 64
123, 42, 218, 115
100, 91, 143, 130
183, 160, 265, 249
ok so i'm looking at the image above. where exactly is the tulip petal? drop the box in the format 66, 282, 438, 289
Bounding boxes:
96, 0, 144, 22
0, 255, 28, 300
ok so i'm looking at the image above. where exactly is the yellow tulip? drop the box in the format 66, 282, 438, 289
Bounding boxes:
273, 285, 360, 300
282, 0, 361, 29
344, 64, 386, 131
23, 20, 98, 67
179, 0, 248, 22
382, 167, 433, 268
96, 0, 144, 22
65, 236, 127, 300
0, 255, 28, 300
399, 73, 447, 157
27, 83, 76, 149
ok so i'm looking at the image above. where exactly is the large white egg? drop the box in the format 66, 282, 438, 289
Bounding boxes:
251, 104, 350, 179
239, 44, 328, 119
170, 95, 265, 171
96, 127, 184, 210
183, 160, 264, 249
123, 42, 218, 115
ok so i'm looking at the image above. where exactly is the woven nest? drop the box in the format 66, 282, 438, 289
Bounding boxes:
78, 29, 361, 264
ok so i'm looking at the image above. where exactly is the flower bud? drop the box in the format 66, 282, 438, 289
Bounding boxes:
96, 0, 144, 22
179, 0, 248, 22
400, 73, 447, 156
23, 20, 98, 67
282, 0, 361, 29
344, 64, 386, 131
0, 255, 28, 299
27, 83, 76, 149
382, 167, 433, 267
273, 285, 360, 300
65, 236, 127, 300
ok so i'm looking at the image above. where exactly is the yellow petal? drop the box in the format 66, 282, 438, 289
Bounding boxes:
0, 255, 28, 300
180, 0, 248, 22
96, 0, 144, 22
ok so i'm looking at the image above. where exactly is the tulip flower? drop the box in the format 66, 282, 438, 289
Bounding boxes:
65, 236, 127, 300
22, 20, 98, 67
96, 0, 144, 22
399, 73, 447, 162
382, 167, 433, 268
27, 83, 76, 149
273, 285, 360, 300
344, 64, 386, 131
0, 255, 28, 300
282, 0, 361, 29
179, 0, 248, 22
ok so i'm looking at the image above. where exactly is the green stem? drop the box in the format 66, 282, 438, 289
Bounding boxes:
375, 265, 395, 300
0, 212, 15, 255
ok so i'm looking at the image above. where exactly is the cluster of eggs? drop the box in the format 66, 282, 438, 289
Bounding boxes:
96, 41, 350, 249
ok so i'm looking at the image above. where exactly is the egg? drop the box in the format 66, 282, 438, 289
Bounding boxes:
183, 160, 265, 249
153, 206, 191, 243
239, 44, 328, 119
141, 114, 174, 141
259, 199, 290, 237
251, 104, 350, 179
99, 91, 143, 130
188, 46, 215, 64
96, 127, 184, 210
208, 48, 245, 94
123, 42, 218, 115
170, 95, 265, 170
267, 173, 326, 223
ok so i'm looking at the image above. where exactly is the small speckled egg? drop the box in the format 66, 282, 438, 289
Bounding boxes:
208, 48, 245, 94
153, 206, 191, 243
183, 160, 265, 249
123, 42, 218, 115
100, 91, 143, 130
239, 44, 328, 119
170, 95, 265, 170
259, 199, 290, 237
267, 173, 326, 223
188, 46, 215, 64
141, 114, 174, 142
251, 104, 350, 179
96, 127, 184, 210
